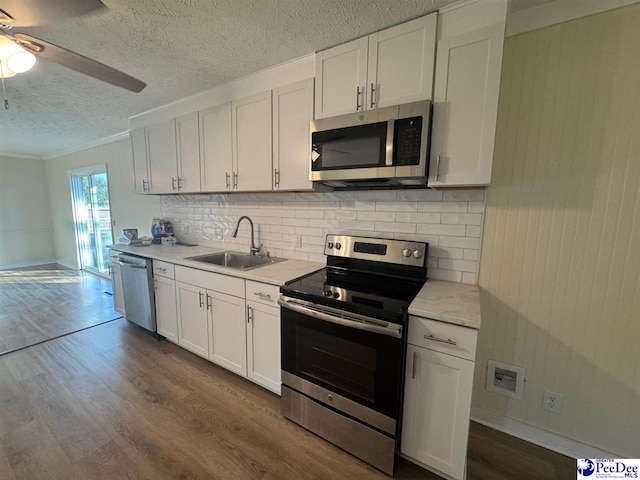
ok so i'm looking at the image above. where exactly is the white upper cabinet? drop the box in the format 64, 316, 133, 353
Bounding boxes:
146, 119, 178, 194
175, 112, 201, 193
272, 79, 314, 191
130, 127, 150, 194
315, 14, 436, 119
428, 0, 507, 187
315, 38, 368, 118
131, 116, 203, 194
199, 102, 233, 192
367, 14, 437, 109
232, 92, 273, 191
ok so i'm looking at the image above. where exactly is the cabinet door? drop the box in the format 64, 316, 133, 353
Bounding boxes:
232, 92, 272, 191
146, 119, 178, 193
315, 37, 368, 119
110, 263, 125, 315
176, 281, 209, 358
367, 14, 436, 109
272, 79, 314, 191
154, 275, 177, 343
207, 290, 247, 376
175, 112, 201, 193
428, 24, 505, 187
130, 127, 149, 194
401, 345, 474, 480
199, 103, 233, 192
246, 301, 280, 394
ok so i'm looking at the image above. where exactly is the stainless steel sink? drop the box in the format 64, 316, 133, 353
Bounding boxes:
186, 252, 285, 271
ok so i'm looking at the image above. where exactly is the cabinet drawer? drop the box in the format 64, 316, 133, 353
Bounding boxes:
175, 265, 244, 298
408, 316, 477, 361
153, 260, 175, 279
245, 280, 280, 307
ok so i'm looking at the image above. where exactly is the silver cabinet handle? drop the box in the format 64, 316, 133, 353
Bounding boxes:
254, 292, 271, 300
274, 169, 280, 188
412, 351, 417, 379
158, 267, 166, 273
434, 154, 441, 182
206, 293, 212, 310
171, 177, 177, 191
225, 172, 230, 189
370, 83, 376, 108
355, 86, 362, 111
247, 304, 253, 324
199, 291, 204, 308
177, 177, 184, 190
142, 179, 148, 192
233, 171, 238, 189
424, 334, 457, 346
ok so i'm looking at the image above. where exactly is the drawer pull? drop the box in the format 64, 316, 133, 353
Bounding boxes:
158, 267, 166, 273
254, 292, 271, 300
424, 334, 457, 346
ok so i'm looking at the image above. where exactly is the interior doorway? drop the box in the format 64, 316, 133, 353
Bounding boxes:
69, 166, 113, 276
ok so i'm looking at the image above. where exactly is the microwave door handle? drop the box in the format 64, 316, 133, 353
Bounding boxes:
385, 120, 394, 166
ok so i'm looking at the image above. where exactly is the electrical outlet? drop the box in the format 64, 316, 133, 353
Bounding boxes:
542, 390, 563, 414
295, 235, 302, 248
215, 228, 223, 240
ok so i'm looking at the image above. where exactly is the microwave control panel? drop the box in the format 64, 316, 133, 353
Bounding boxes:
394, 116, 423, 166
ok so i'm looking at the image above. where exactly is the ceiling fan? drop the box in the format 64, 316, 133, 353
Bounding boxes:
0, 0, 146, 95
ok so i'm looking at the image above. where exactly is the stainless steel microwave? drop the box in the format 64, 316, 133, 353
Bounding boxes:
310, 100, 431, 187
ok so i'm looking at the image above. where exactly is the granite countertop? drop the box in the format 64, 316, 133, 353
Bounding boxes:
408, 279, 481, 329
109, 244, 324, 286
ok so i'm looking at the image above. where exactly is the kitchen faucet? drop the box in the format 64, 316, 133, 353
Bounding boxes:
232, 216, 262, 256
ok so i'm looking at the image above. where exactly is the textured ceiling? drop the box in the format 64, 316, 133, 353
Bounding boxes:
0, 0, 463, 157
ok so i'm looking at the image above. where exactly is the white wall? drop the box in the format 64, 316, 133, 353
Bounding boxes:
46, 139, 162, 268
163, 189, 485, 284
475, 3, 640, 457
0, 155, 55, 268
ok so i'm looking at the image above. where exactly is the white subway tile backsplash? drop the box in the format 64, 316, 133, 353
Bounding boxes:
441, 213, 483, 225
395, 212, 441, 223
161, 189, 485, 284
466, 225, 482, 237
376, 201, 418, 212
443, 190, 485, 202
374, 222, 417, 233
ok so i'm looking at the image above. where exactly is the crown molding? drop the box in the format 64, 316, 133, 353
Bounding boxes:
0, 151, 43, 160
43, 131, 130, 160
506, 0, 640, 37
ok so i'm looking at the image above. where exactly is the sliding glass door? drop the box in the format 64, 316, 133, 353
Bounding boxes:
69, 166, 113, 276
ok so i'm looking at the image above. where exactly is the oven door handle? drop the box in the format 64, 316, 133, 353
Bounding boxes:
278, 296, 402, 339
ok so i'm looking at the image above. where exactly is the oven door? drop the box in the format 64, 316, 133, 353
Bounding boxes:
279, 296, 405, 427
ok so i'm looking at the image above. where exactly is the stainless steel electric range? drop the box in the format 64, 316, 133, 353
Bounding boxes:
279, 234, 428, 475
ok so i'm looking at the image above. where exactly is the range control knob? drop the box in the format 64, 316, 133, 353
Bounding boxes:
327, 242, 334, 249
335, 242, 342, 250
333, 292, 340, 299
413, 249, 424, 259
402, 248, 412, 258
324, 290, 333, 297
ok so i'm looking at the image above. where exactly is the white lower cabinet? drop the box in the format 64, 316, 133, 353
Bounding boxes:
246, 300, 281, 394
208, 290, 247, 376
402, 317, 477, 480
154, 275, 178, 343
176, 281, 209, 358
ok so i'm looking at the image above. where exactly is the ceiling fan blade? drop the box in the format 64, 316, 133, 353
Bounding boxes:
13, 33, 146, 92
0, 0, 105, 27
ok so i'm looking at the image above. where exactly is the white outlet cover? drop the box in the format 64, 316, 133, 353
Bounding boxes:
542, 390, 564, 414
486, 360, 525, 400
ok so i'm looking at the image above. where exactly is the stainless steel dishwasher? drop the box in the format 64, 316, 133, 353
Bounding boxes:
118, 253, 157, 332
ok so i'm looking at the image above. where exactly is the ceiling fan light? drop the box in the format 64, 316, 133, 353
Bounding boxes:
0, 36, 36, 75
7, 50, 36, 73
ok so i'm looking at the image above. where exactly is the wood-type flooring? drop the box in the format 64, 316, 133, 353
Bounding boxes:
0, 263, 120, 355
0, 318, 575, 480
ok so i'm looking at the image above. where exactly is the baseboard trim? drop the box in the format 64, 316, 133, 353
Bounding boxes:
55, 260, 79, 270
470, 406, 617, 459
0, 259, 60, 270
